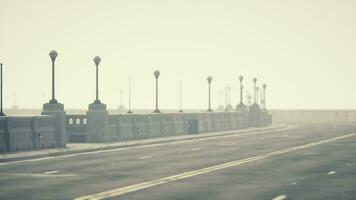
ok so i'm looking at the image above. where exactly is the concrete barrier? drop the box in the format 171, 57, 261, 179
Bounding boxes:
117, 115, 135, 140
0, 116, 56, 152
31, 116, 56, 149
172, 114, 185, 135
0, 117, 7, 152
7, 117, 34, 151
1, 107, 272, 150
201, 113, 213, 133
133, 114, 150, 139
148, 114, 162, 138
212, 113, 223, 131
66, 115, 87, 142
161, 114, 176, 136
270, 110, 356, 122
64, 110, 272, 143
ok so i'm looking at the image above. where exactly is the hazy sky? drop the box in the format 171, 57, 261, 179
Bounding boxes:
0, 0, 355, 110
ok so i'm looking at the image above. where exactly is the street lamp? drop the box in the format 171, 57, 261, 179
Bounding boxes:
49, 50, 58, 104
207, 76, 213, 112
263, 84, 267, 109
224, 84, 227, 111
93, 56, 101, 104
253, 78, 257, 104
227, 85, 231, 107
247, 93, 252, 105
239, 76, 244, 105
179, 80, 183, 112
153, 70, 160, 113
120, 90, 123, 108
0, 63, 5, 116
256, 86, 260, 105
225, 85, 231, 111
127, 75, 133, 113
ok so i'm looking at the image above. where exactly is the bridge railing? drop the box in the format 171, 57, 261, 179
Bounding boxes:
71, 110, 271, 143
0, 116, 56, 152
270, 110, 356, 122
66, 114, 87, 142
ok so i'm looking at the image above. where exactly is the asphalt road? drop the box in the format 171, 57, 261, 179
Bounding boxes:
1, 121, 356, 200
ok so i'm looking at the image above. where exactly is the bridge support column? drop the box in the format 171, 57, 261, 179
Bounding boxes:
86, 103, 109, 142
42, 103, 66, 147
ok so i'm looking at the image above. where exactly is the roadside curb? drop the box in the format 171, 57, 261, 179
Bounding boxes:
0, 124, 289, 163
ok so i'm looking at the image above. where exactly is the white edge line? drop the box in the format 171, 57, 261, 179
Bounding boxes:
0, 125, 296, 166
74, 132, 356, 200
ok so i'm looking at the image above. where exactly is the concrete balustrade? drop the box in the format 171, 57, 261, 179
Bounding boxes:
270, 110, 356, 122
147, 114, 162, 138
31, 116, 56, 149
65, 111, 272, 143
0, 118, 7, 152
0, 107, 272, 151
66, 115, 87, 142
133, 114, 150, 139
173, 114, 185, 135
0, 116, 56, 152
117, 115, 134, 140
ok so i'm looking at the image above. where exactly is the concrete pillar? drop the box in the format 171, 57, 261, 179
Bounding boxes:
86, 103, 108, 142
249, 103, 261, 127
236, 104, 248, 128
0, 117, 8, 152
42, 103, 66, 147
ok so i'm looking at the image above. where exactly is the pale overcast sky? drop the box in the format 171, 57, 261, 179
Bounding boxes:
0, 0, 355, 110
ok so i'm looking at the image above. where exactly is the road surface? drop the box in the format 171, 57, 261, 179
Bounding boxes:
1, 121, 356, 200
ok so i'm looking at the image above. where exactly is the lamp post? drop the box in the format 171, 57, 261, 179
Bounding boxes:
49, 50, 58, 104
239, 76, 244, 105
224, 84, 227, 111
120, 90, 123, 107
247, 93, 252, 105
263, 84, 267, 109
153, 70, 160, 113
179, 80, 183, 112
219, 89, 223, 109
0, 63, 5, 116
225, 85, 231, 111
127, 75, 132, 113
253, 78, 257, 104
227, 85, 231, 106
256, 86, 260, 105
207, 76, 213, 112
93, 56, 101, 104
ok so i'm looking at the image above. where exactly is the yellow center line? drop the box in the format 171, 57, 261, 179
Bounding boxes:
74, 132, 356, 200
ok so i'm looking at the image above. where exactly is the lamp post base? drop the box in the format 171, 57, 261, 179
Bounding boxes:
87, 102, 109, 142
93, 99, 102, 104
127, 110, 133, 114
42, 102, 66, 147
236, 103, 247, 111
153, 109, 161, 113
49, 99, 58, 104
0, 112, 5, 116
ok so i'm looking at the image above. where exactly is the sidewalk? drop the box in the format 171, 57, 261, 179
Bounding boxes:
0, 124, 288, 163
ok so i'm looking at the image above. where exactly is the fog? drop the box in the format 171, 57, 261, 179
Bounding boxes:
0, 0, 355, 110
